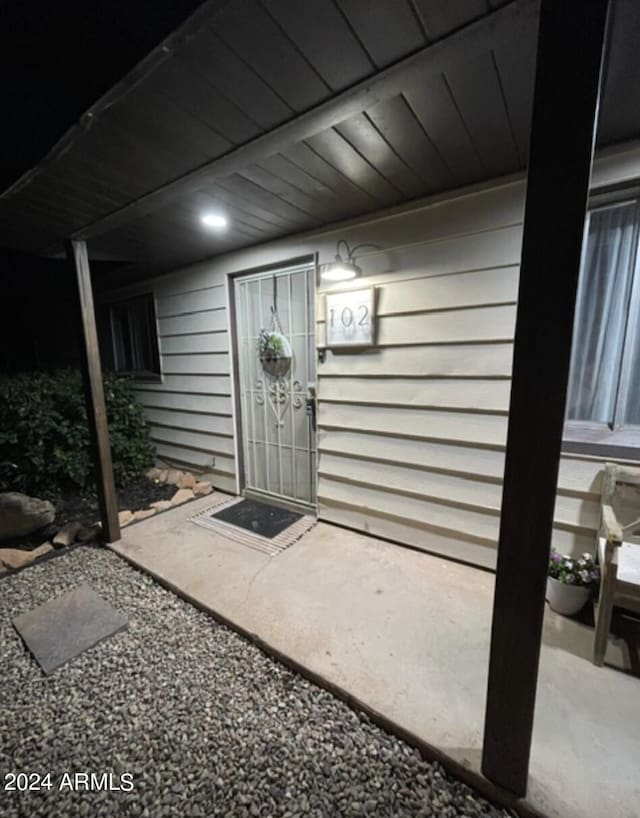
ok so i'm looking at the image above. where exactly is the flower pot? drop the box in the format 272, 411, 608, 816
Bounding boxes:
546, 576, 590, 616
260, 354, 291, 377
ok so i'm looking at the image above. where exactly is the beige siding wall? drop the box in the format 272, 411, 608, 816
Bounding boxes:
314, 180, 604, 567
100, 142, 640, 568
109, 262, 238, 494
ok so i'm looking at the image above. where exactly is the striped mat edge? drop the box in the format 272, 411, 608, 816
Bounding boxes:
190, 495, 316, 556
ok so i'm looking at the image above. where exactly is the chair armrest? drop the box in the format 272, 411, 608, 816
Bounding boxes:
622, 515, 640, 535
602, 504, 623, 544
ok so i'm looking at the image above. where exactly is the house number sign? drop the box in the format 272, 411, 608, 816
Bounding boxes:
325, 287, 375, 348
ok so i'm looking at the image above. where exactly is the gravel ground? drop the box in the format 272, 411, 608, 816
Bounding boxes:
0, 547, 510, 818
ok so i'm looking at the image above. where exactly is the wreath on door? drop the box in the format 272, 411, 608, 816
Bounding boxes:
257, 275, 292, 377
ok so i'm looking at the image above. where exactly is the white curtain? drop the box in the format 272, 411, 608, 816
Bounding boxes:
621, 254, 640, 425
567, 202, 639, 424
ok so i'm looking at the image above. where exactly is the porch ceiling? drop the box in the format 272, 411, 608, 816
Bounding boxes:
1, 0, 638, 278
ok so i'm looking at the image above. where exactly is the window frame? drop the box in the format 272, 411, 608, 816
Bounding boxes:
562, 187, 640, 458
108, 292, 163, 382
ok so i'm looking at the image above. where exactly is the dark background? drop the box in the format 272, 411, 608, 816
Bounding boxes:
0, 1, 206, 373
1, 0, 206, 191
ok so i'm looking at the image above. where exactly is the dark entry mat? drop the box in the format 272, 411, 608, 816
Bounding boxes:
210, 498, 303, 539
12, 583, 128, 675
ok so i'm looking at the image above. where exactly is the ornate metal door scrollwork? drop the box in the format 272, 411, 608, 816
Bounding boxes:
254, 271, 304, 428
235, 262, 317, 505
256, 377, 304, 428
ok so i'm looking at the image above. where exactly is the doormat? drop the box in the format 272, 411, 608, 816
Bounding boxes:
214, 498, 303, 538
12, 583, 128, 675
191, 496, 316, 556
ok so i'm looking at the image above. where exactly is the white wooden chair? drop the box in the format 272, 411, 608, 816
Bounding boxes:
593, 463, 640, 665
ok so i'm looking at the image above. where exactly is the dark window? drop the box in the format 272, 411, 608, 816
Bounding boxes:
109, 294, 161, 379
564, 200, 640, 456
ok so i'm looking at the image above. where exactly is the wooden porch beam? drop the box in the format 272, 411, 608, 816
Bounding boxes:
65, 239, 120, 543
481, 0, 610, 796
69, 0, 537, 244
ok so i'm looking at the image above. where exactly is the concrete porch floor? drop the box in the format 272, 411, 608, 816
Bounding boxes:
110, 493, 640, 818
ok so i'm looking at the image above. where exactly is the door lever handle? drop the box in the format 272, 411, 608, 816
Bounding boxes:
305, 387, 317, 432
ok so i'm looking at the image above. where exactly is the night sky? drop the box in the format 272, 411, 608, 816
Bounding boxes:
0, 0, 206, 192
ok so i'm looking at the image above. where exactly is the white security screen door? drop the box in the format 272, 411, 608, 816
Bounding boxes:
234, 263, 316, 508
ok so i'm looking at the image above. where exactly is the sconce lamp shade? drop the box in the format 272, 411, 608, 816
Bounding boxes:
322, 257, 362, 282
320, 240, 378, 283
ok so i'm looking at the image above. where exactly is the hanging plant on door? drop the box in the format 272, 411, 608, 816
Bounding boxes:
257, 289, 292, 377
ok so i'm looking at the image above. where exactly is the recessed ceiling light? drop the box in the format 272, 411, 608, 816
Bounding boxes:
201, 213, 228, 228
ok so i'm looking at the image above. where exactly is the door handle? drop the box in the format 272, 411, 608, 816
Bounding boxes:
305, 385, 317, 432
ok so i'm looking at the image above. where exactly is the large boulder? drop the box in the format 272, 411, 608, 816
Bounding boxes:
0, 492, 55, 541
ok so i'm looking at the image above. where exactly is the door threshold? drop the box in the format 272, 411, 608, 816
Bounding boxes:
243, 488, 316, 517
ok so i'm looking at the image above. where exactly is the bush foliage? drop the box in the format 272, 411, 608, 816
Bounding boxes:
0, 370, 155, 494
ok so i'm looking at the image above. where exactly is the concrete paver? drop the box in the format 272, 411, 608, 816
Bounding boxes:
111, 493, 640, 818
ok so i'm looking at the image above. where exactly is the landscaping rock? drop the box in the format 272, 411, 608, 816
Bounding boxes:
157, 469, 169, 483
132, 508, 156, 522
171, 488, 194, 506
0, 548, 510, 818
0, 493, 55, 541
118, 510, 134, 527
53, 521, 82, 548
0, 549, 31, 570
178, 472, 196, 489
0, 542, 53, 570
150, 500, 173, 512
193, 481, 213, 497
77, 523, 102, 543
166, 469, 184, 486
145, 467, 164, 481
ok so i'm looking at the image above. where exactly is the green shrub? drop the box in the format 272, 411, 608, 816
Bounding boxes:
0, 370, 155, 494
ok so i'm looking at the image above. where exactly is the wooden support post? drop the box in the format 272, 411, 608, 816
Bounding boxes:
65, 239, 120, 543
481, 0, 610, 797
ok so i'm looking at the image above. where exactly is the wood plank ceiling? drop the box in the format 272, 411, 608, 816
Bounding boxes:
0, 0, 638, 279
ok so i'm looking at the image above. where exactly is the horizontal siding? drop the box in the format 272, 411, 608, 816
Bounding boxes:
319, 429, 506, 478
318, 343, 514, 378
152, 441, 236, 476
325, 224, 523, 285
136, 259, 237, 492
373, 266, 519, 314
319, 474, 500, 545
318, 265, 518, 321
155, 284, 227, 317
160, 353, 230, 375
319, 501, 499, 568
324, 180, 524, 252
149, 425, 235, 456
153, 442, 236, 494
104, 166, 639, 565
320, 378, 511, 412
153, 259, 232, 296
318, 453, 600, 533
145, 407, 234, 437
318, 429, 604, 497
320, 402, 508, 448
160, 332, 229, 354
319, 502, 595, 571
319, 305, 517, 346
315, 179, 610, 565
137, 374, 231, 395
135, 389, 232, 416
372, 305, 516, 346
159, 309, 228, 336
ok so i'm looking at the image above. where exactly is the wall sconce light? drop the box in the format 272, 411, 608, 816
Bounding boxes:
320, 240, 380, 282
